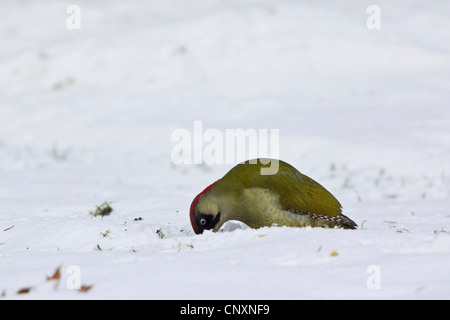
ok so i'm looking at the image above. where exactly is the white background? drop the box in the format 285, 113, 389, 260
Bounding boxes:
0, 0, 449, 299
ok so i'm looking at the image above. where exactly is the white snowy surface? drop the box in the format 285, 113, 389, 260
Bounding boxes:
1, 0, 450, 299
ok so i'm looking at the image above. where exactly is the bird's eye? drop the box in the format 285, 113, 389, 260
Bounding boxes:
199, 218, 207, 226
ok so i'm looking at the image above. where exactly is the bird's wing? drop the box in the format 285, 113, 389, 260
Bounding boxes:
220, 159, 342, 217
257, 169, 342, 218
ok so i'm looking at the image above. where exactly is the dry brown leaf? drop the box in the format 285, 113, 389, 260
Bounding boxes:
46, 265, 62, 282
78, 284, 93, 293
17, 287, 32, 294
46, 265, 62, 290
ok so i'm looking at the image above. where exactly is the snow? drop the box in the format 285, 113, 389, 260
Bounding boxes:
1, 0, 450, 299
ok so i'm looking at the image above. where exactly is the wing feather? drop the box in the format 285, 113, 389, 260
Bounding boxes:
217, 159, 342, 218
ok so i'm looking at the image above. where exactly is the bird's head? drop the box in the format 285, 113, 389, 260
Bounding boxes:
190, 181, 223, 234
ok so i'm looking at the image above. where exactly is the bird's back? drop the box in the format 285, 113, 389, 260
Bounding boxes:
217, 158, 343, 218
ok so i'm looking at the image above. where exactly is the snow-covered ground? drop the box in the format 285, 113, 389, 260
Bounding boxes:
1, 0, 450, 299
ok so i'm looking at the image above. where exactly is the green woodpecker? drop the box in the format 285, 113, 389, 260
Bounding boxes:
190, 158, 357, 234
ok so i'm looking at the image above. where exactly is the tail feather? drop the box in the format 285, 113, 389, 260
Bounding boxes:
289, 210, 358, 229
332, 213, 358, 229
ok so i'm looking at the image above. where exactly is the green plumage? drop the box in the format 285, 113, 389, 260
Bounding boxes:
191, 158, 357, 233
217, 159, 342, 215
208, 158, 356, 230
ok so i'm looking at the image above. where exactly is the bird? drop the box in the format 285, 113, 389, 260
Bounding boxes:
190, 158, 357, 234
